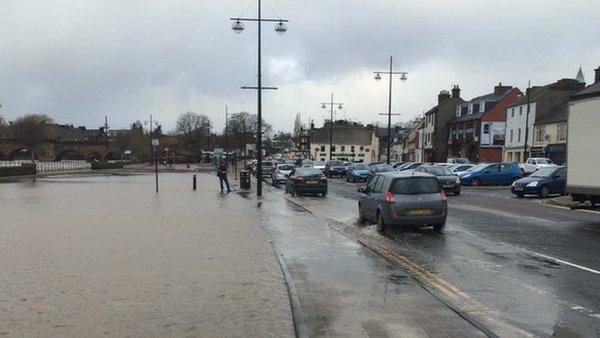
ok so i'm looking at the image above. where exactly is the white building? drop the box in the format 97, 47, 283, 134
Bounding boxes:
310, 121, 379, 164
504, 100, 536, 162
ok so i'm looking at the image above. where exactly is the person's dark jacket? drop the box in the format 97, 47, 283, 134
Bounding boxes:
217, 164, 227, 178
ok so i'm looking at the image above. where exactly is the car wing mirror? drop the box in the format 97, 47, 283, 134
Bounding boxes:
357, 187, 366, 193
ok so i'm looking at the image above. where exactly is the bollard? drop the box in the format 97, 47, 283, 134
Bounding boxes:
193, 174, 197, 190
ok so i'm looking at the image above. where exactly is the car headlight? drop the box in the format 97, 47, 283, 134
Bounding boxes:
455, 177, 461, 184
526, 181, 538, 187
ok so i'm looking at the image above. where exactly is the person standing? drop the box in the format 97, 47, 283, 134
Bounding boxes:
217, 163, 231, 193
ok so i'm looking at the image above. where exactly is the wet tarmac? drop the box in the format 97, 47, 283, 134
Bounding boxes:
270, 177, 600, 338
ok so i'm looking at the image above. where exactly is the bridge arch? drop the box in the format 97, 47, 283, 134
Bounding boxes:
8, 148, 34, 161
54, 149, 86, 161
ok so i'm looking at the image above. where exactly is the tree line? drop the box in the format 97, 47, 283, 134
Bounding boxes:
0, 111, 293, 162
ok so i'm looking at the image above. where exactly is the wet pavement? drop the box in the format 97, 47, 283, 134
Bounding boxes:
0, 173, 294, 338
257, 189, 487, 337
269, 177, 600, 337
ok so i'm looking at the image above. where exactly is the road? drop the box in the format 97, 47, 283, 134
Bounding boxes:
265, 176, 600, 337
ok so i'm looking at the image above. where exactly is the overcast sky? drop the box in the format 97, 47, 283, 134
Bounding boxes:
1, 0, 599, 133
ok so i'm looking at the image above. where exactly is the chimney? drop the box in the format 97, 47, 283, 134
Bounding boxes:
438, 90, 450, 104
451, 85, 461, 98
310, 120, 314, 130
494, 82, 512, 95
595, 66, 600, 84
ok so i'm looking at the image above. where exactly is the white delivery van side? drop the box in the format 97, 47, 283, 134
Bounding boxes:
567, 96, 600, 205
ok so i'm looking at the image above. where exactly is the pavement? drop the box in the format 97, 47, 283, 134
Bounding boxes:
0, 173, 294, 338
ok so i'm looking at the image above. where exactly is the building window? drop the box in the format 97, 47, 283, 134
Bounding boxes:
557, 123, 567, 142
511, 108, 515, 118
518, 128, 521, 142
510, 129, 514, 143
519, 106, 523, 115
341, 145, 345, 152
535, 126, 546, 143
351, 145, 355, 152
360, 145, 364, 151
315, 147, 319, 152
365, 148, 370, 152
320, 145, 325, 151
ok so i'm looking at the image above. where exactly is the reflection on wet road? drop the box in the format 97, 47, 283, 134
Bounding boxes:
258, 189, 486, 337
268, 177, 600, 337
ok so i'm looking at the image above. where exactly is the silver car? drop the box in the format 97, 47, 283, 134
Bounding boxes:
357, 171, 448, 233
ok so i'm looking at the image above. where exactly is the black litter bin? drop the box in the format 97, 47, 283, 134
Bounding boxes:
240, 170, 251, 190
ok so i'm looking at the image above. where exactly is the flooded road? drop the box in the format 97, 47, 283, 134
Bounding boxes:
0, 173, 294, 338
268, 177, 600, 337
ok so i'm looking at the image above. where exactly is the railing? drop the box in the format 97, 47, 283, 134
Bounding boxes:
0, 160, 91, 173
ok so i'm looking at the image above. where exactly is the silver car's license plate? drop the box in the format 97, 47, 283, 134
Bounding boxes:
306, 180, 318, 184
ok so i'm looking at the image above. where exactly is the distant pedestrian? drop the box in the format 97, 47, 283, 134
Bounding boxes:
217, 163, 231, 193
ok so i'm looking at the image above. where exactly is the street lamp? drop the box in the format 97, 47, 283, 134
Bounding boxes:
230, 0, 289, 197
373, 55, 408, 164
321, 94, 344, 162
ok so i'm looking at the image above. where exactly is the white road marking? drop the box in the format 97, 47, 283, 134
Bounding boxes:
529, 251, 600, 275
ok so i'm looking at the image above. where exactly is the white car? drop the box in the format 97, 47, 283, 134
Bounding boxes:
519, 157, 557, 175
272, 164, 295, 184
313, 161, 326, 171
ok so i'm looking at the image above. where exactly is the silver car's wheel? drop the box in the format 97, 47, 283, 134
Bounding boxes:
376, 211, 385, 234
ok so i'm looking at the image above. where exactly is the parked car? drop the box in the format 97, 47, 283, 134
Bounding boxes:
415, 165, 461, 195
511, 166, 567, 198
392, 162, 407, 169
324, 160, 347, 177
285, 167, 328, 196
519, 157, 557, 175
448, 164, 475, 176
260, 160, 276, 177
397, 162, 425, 171
271, 164, 295, 185
447, 157, 471, 164
357, 172, 448, 233
346, 163, 370, 182
366, 164, 394, 182
459, 163, 521, 186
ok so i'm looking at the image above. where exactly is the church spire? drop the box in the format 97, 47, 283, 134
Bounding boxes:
575, 65, 586, 84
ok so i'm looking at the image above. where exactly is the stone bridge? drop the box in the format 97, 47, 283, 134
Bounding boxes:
0, 139, 123, 161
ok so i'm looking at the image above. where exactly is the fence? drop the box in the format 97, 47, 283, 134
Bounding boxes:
0, 160, 91, 173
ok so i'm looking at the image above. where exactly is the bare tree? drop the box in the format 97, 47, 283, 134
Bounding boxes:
226, 112, 272, 151
175, 112, 212, 160
293, 113, 302, 138
11, 114, 55, 162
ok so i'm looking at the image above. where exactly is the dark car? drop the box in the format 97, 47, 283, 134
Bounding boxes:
366, 164, 394, 182
511, 166, 566, 198
345, 163, 370, 182
324, 160, 347, 178
260, 160, 276, 177
415, 165, 461, 195
285, 167, 328, 197
459, 163, 521, 186
358, 172, 448, 233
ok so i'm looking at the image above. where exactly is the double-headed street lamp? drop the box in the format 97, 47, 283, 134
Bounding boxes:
374, 55, 408, 164
230, 0, 289, 197
321, 94, 344, 162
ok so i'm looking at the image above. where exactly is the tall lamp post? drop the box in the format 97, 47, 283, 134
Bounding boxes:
321, 94, 344, 162
523, 80, 531, 162
374, 55, 408, 164
230, 1, 289, 197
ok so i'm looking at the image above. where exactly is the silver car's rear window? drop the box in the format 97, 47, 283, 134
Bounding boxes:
389, 177, 441, 194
